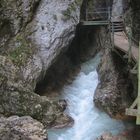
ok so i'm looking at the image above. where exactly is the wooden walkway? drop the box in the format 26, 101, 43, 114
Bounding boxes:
114, 32, 139, 62
81, 6, 140, 124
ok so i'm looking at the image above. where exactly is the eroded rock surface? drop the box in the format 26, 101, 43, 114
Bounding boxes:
0, 0, 82, 128
96, 126, 140, 140
96, 131, 134, 140
0, 116, 47, 140
94, 48, 133, 119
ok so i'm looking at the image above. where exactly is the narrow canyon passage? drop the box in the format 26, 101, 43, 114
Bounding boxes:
48, 54, 132, 140
1, 0, 140, 139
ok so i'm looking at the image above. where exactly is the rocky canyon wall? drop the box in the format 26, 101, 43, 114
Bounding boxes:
0, 0, 83, 128
94, 0, 137, 120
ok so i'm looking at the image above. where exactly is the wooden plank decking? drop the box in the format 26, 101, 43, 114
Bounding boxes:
82, 6, 140, 125
114, 32, 139, 62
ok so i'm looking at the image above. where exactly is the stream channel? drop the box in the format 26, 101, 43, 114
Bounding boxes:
48, 53, 132, 140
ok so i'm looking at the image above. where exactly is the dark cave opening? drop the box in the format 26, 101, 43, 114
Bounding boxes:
34, 0, 116, 96
35, 24, 102, 96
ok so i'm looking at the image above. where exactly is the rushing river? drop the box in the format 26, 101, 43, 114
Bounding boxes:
48, 54, 132, 140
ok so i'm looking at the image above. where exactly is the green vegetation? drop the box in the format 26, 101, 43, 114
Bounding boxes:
87, 0, 94, 11
8, 34, 34, 67
75, 0, 83, 6
62, 0, 83, 21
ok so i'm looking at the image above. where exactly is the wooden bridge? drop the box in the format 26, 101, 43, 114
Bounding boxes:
81, 7, 140, 124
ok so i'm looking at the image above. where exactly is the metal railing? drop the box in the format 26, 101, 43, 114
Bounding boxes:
85, 6, 140, 64
85, 7, 112, 21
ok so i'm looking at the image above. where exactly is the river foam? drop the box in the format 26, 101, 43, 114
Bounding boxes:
48, 54, 132, 140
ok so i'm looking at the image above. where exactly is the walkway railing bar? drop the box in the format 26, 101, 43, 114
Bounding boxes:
112, 21, 114, 49
85, 8, 87, 21
87, 11, 109, 14
86, 12, 109, 21
128, 28, 132, 63
87, 7, 112, 10
136, 41, 140, 124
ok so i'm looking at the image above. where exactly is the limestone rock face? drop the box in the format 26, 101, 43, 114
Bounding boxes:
0, 0, 82, 127
0, 116, 47, 140
0, 54, 73, 128
24, 0, 82, 87
96, 127, 140, 140
0, 0, 41, 35
94, 48, 133, 119
96, 131, 134, 140
0, 0, 82, 88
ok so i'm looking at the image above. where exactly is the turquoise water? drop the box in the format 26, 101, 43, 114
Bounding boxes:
48, 54, 132, 140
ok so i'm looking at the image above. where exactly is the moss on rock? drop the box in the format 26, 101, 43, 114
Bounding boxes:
7, 34, 35, 67
62, 0, 83, 21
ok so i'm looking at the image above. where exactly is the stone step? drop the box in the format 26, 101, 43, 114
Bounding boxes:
111, 26, 124, 29
111, 22, 123, 26
111, 23, 123, 26
111, 21, 123, 23
110, 29, 124, 32
110, 21, 124, 32
111, 24, 124, 27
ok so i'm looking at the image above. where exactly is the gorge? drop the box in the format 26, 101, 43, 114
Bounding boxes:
48, 54, 133, 140
0, 0, 140, 140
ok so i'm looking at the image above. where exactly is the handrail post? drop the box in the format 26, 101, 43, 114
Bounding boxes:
128, 9, 133, 63
85, 2, 87, 21
128, 28, 132, 63
108, 7, 111, 20
108, 6, 112, 49
112, 22, 114, 49
86, 8, 87, 21
136, 41, 140, 125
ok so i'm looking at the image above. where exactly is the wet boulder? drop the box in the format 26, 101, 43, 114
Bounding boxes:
0, 116, 47, 140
